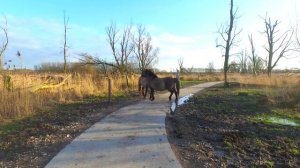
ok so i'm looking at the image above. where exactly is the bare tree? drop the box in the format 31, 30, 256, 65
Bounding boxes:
63, 12, 69, 73
248, 34, 265, 75
262, 16, 294, 76
0, 16, 8, 70
294, 23, 300, 54
177, 57, 184, 73
237, 49, 248, 74
106, 22, 134, 87
133, 25, 159, 71
216, 0, 242, 86
206, 61, 215, 73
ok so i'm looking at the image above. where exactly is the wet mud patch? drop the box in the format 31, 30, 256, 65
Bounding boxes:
166, 85, 300, 167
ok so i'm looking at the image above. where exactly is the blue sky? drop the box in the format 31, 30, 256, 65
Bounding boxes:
1, 0, 299, 71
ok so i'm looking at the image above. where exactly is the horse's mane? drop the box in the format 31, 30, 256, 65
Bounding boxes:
142, 69, 158, 78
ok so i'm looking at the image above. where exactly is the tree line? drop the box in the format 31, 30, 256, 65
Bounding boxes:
0, 14, 159, 77
216, 0, 300, 86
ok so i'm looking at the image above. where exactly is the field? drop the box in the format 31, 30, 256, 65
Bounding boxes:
0, 71, 140, 121
167, 73, 300, 167
0, 71, 223, 122
0, 71, 299, 167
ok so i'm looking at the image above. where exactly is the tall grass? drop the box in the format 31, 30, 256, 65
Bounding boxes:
158, 72, 224, 81
1, 71, 299, 122
0, 72, 139, 122
228, 73, 300, 87
228, 73, 300, 108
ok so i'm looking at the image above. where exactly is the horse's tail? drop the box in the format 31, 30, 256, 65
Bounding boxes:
138, 77, 141, 91
175, 78, 180, 96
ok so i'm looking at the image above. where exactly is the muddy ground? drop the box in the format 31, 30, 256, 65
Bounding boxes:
166, 84, 300, 168
1, 84, 299, 168
0, 94, 141, 168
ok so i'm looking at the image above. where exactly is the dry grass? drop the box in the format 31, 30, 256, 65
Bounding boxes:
228, 73, 300, 108
0, 71, 139, 121
1, 71, 299, 122
228, 73, 300, 87
158, 72, 224, 81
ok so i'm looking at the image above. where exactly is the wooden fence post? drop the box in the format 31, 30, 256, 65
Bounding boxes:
108, 78, 112, 103
176, 69, 180, 86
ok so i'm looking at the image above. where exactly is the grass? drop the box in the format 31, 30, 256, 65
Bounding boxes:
180, 80, 204, 88
0, 72, 139, 122
190, 85, 300, 166
0, 93, 129, 150
0, 71, 222, 122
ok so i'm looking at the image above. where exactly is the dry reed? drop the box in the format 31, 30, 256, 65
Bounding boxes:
0, 72, 139, 121
1, 71, 299, 122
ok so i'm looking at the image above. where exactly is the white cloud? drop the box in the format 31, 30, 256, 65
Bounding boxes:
2, 14, 110, 68
152, 33, 223, 71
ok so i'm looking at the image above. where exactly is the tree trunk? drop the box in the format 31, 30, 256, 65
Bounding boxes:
223, 0, 234, 87
63, 12, 68, 73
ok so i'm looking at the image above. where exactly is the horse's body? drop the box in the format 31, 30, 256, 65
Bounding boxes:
141, 69, 180, 102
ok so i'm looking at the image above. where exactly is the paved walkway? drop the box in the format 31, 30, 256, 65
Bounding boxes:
45, 82, 222, 168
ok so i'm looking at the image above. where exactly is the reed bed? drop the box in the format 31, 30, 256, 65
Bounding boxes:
0, 72, 139, 121
1, 71, 299, 122
228, 73, 300, 108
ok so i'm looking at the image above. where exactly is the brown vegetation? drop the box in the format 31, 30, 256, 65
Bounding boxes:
0, 71, 139, 122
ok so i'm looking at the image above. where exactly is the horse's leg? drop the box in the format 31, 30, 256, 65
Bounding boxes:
148, 87, 152, 100
143, 86, 147, 99
150, 88, 155, 101
169, 90, 174, 101
174, 89, 178, 102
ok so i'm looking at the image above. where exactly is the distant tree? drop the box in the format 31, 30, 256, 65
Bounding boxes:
262, 16, 293, 76
106, 22, 134, 87
78, 53, 116, 76
237, 49, 248, 74
177, 57, 184, 73
133, 24, 159, 71
206, 61, 215, 73
0, 15, 8, 70
228, 61, 239, 73
216, 0, 242, 87
294, 23, 300, 55
248, 34, 265, 75
63, 11, 69, 73
186, 66, 195, 73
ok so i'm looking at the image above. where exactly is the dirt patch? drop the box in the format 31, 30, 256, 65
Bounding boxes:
0, 94, 141, 168
166, 85, 300, 167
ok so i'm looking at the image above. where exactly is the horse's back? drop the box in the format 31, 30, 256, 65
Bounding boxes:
150, 77, 178, 91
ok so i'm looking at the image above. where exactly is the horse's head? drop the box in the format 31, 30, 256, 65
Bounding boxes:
141, 69, 158, 78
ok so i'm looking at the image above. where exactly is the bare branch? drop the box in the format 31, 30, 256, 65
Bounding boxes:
216, 0, 241, 86
78, 53, 116, 67
0, 15, 8, 70
263, 15, 294, 76
132, 24, 159, 71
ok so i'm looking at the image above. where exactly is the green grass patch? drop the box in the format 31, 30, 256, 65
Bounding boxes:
0, 92, 132, 139
180, 80, 204, 88
264, 160, 275, 168
0, 121, 24, 137
184, 83, 300, 166
254, 114, 299, 127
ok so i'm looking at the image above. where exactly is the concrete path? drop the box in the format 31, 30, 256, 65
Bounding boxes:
45, 82, 222, 168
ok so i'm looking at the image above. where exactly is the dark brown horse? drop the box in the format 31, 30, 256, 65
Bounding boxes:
141, 69, 180, 101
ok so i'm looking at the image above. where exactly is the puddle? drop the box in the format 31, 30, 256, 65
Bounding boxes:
170, 94, 194, 114
259, 116, 299, 126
